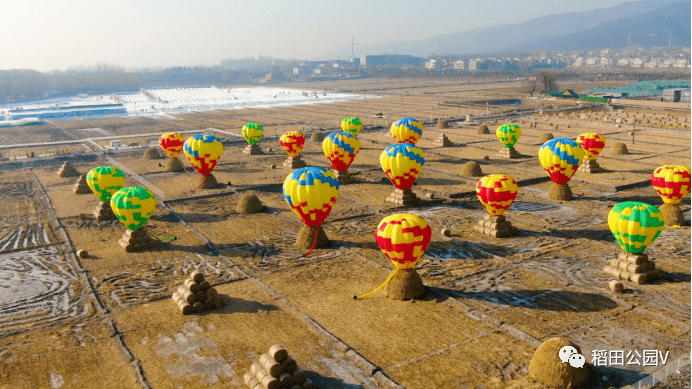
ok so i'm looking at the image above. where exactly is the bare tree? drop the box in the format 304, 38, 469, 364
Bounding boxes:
535, 70, 559, 91
520, 78, 539, 97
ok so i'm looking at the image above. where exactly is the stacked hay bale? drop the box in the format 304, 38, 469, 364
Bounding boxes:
94, 201, 116, 221
58, 161, 80, 177
244, 345, 316, 389
603, 253, 662, 285
73, 174, 91, 194
433, 134, 453, 147
119, 229, 162, 252
171, 270, 225, 315
473, 214, 518, 238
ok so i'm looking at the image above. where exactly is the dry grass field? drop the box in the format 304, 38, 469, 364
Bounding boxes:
0, 78, 689, 389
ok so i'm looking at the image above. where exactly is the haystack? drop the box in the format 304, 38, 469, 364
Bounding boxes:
433, 134, 453, 147
73, 174, 91, 194
244, 345, 315, 389
237, 193, 264, 214
119, 229, 161, 252
197, 173, 219, 189
603, 252, 662, 285
437, 120, 449, 129
143, 147, 161, 159
243, 144, 264, 155
295, 225, 329, 250
611, 142, 629, 155
164, 157, 185, 172
171, 270, 225, 315
658, 203, 686, 226
385, 269, 426, 300
477, 124, 490, 134
460, 161, 483, 177
310, 132, 325, 142
58, 161, 80, 177
528, 337, 589, 388
547, 183, 573, 201
538, 133, 554, 144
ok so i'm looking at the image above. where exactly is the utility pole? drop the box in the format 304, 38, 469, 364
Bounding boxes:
351, 35, 354, 63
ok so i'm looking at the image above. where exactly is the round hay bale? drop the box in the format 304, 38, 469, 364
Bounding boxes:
143, 147, 161, 160
295, 225, 329, 249
437, 120, 449, 129
609, 280, 624, 293
385, 269, 426, 300
460, 161, 483, 177
310, 132, 325, 142
237, 193, 264, 214
164, 157, 185, 172
77, 250, 88, 259
538, 133, 554, 143
566, 124, 570, 128
441, 228, 451, 237
611, 142, 629, 155
483, 155, 490, 160
477, 124, 490, 134
528, 337, 590, 388
198, 173, 219, 189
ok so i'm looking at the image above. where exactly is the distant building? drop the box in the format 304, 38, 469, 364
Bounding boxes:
630, 58, 643, 67
453, 60, 465, 70
673, 59, 688, 68
586, 57, 599, 66
572, 57, 584, 67
661, 89, 691, 103
616, 58, 630, 67
644, 59, 657, 68
600, 57, 613, 67
360, 54, 424, 67
425, 59, 443, 70
293, 67, 304, 75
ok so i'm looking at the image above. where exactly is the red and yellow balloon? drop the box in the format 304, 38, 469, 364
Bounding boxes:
651, 165, 691, 205
380, 143, 425, 190
322, 131, 360, 171
476, 174, 519, 216
159, 132, 185, 158
280, 131, 306, 157
391, 117, 423, 144
576, 133, 606, 160
375, 213, 432, 270
538, 138, 585, 185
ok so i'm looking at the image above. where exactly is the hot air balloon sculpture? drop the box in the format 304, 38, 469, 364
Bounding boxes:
341, 117, 363, 137
603, 201, 664, 284
183, 134, 224, 190
538, 138, 584, 201
87, 166, 125, 221
242, 123, 264, 155
473, 174, 519, 238
283, 167, 340, 256
496, 124, 521, 159
380, 143, 425, 205
322, 131, 360, 184
576, 133, 606, 173
159, 132, 186, 172
651, 165, 691, 226
391, 117, 423, 144
111, 186, 176, 252
355, 213, 431, 300
280, 131, 307, 169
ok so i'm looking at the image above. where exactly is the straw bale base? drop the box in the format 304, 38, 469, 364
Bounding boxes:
164, 157, 185, 172
473, 215, 518, 238
93, 202, 116, 221
497, 147, 520, 159
295, 225, 329, 250
385, 269, 426, 301
282, 155, 307, 169
119, 229, 162, 253
335, 169, 357, 184
385, 188, 420, 206
578, 159, 603, 173
198, 173, 219, 189
658, 203, 686, 226
243, 144, 264, 155
547, 183, 573, 201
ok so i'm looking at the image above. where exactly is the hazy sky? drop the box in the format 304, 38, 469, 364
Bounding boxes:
2, 0, 641, 72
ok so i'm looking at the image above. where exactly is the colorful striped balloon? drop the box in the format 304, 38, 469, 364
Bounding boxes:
183, 134, 223, 176
538, 138, 585, 185
576, 133, 606, 160
476, 174, 519, 216
341, 117, 363, 137
159, 132, 185, 158
391, 117, 423, 144
242, 123, 264, 145
496, 124, 521, 148
651, 165, 691, 205
322, 132, 360, 171
608, 202, 665, 254
87, 166, 125, 202
375, 213, 432, 270
280, 131, 306, 157
110, 187, 157, 231
380, 143, 425, 190
283, 167, 340, 227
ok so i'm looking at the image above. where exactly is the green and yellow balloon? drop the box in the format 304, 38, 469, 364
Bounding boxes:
87, 166, 125, 202
608, 202, 664, 254
110, 186, 175, 241
242, 123, 264, 145
496, 124, 521, 148
341, 117, 363, 137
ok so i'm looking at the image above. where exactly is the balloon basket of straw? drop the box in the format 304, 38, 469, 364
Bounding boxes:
164, 156, 185, 172
119, 229, 161, 253
473, 215, 518, 238
547, 183, 573, 201
385, 268, 426, 300
497, 146, 520, 159
282, 155, 306, 169
295, 225, 329, 250
603, 252, 662, 285
243, 144, 264, 155
578, 158, 603, 173
93, 201, 117, 221
385, 188, 420, 206
658, 203, 686, 226
335, 169, 357, 184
